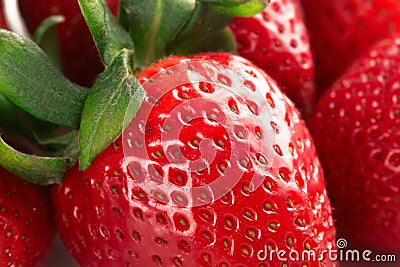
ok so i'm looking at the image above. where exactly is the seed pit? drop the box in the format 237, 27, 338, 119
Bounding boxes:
156, 213, 168, 225
244, 80, 256, 91
133, 208, 143, 221
224, 215, 238, 230
273, 144, 283, 156
132, 231, 141, 242
178, 239, 191, 253
266, 92, 275, 108
174, 214, 190, 232
152, 255, 163, 265
228, 99, 239, 114
155, 237, 168, 246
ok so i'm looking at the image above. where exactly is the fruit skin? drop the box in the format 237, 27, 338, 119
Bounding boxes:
0, 0, 8, 29
53, 52, 336, 266
0, 167, 55, 266
308, 36, 400, 252
299, 0, 400, 97
229, 0, 315, 117
18, 0, 120, 87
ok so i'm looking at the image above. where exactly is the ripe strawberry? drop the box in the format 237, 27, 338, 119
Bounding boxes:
0, 0, 8, 29
299, 0, 400, 96
308, 35, 400, 252
229, 0, 316, 117
53, 52, 337, 266
0, 167, 55, 266
18, 0, 120, 86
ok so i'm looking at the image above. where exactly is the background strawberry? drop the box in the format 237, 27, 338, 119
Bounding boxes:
18, 0, 120, 86
52, 52, 337, 266
0, 0, 7, 29
229, 0, 315, 116
308, 35, 400, 253
0, 167, 55, 266
299, 0, 400, 96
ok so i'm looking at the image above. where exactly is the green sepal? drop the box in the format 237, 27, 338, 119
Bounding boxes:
0, 136, 74, 185
78, 0, 134, 66
169, 0, 268, 55
119, 0, 195, 69
34, 130, 76, 147
79, 49, 145, 170
208, 28, 237, 53
0, 29, 88, 129
33, 130, 79, 157
33, 15, 65, 68
200, 0, 269, 17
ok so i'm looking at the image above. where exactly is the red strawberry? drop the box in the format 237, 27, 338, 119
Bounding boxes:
0, 0, 8, 29
53, 52, 336, 266
18, 0, 120, 86
300, 0, 400, 96
308, 35, 400, 253
229, 0, 316, 117
0, 167, 55, 266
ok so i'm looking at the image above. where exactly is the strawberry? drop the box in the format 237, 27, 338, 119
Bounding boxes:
0, 0, 7, 29
53, 52, 337, 266
229, 0, 316, 117
299, 0, 400, 96
0, 167, 55, 266
18, 0, 120, 86
308, 35, 400, 253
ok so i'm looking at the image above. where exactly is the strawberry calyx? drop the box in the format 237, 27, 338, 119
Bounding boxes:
0, 0, 270, 184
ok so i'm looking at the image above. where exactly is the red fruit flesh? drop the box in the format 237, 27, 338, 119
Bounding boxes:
300, 0, 400, 96
229, 0, 315, 117
0, 167, 55, 267
18, 0, 120, 86
53, 53, 336, 266
308, 36, 400, 253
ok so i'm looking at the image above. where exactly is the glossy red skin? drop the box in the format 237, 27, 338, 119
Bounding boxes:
0, 0, 8, 29
0, 167, 55, 266
308, 36, 400, 253
229, 0, 315, 117
300, 0, 400, 97
53, 53, 336, 266
18, 0, 120, 87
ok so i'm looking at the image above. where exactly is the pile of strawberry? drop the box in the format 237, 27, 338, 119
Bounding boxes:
0, 0, 399, 266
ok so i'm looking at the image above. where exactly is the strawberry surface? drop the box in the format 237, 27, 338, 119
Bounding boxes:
0, 167, 55, 266
300, 0, 400, 96
53, 52, 336, 266
229, 0, 315, 117
18, 0, 120, 86
308, 35, 400, 253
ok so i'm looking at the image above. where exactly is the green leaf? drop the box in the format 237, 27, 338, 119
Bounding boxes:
79, 49, 145, 170
0, 136, 73, 185
78, 0, 134, 66
0, 29, 88, 129
119, 0, 195, 69
169, 0, 268, 55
